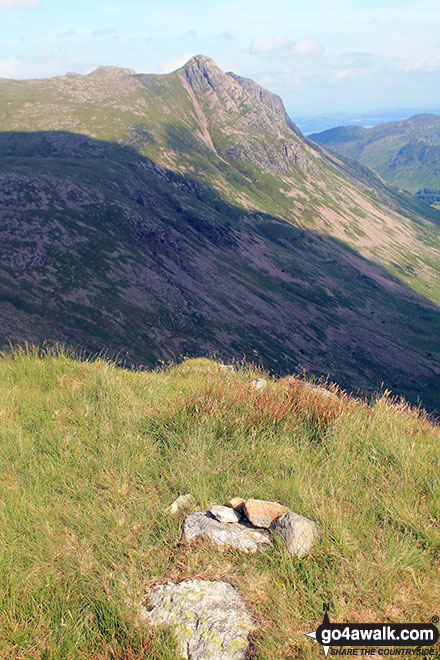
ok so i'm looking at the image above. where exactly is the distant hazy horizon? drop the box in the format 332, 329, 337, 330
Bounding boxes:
293, 108, 440, 135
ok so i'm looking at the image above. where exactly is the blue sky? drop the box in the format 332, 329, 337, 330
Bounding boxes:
1, 0, 440, 117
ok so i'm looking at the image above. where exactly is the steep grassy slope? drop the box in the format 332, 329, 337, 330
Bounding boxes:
0, 351, 439, 659
310, 113, 440, 205
1, 57, 440, 408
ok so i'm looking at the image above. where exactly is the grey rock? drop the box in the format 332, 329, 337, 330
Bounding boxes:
140, 579, 254, 660
271, 511, 319, 559
226, 71, 304, 138
183, 55, 231, 95
251, 378, 267, 391
166, 493, 193, 514
210, 505, 241, 524
219, 364, 235, 372
182, 510, 271, 552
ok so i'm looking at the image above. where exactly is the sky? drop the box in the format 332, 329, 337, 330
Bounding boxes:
1, 0, 440, 120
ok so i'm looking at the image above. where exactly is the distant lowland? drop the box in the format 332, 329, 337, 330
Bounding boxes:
310, 113, 440, 209
0, 57, 440, 409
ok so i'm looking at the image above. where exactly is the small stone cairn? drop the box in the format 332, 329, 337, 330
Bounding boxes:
181, 497, 318, 559
143, 496, 319, 659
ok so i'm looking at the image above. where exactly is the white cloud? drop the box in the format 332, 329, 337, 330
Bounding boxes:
159, 52, 194, 74
396, 55, 440, 73
0, 53, 90, 79
331, 66, 378, 82
0, 0, 40, 10
250, 36, 322, 58
256, 70, 305, 91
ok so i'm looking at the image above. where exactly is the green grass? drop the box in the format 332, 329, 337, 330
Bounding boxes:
0, 348, 439, 659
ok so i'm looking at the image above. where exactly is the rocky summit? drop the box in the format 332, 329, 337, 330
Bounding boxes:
0, 56, 440, 408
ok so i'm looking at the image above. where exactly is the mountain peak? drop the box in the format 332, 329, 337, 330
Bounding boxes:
180, 55, 227, 92
183, 55, 220, 71
179, 55, 302, 137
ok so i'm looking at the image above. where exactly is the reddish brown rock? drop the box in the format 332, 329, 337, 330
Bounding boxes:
242, 499, 288, 528
227, 497, 246, 510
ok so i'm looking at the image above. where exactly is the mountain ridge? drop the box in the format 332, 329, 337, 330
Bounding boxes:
310, 113, 440, 207
0, 56, 440, 408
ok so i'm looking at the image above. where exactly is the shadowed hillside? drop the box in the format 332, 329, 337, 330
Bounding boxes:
1, 57, 440, 408
1, 131, 440, 408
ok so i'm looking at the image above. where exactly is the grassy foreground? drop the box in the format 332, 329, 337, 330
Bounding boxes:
0, 350, 439, 660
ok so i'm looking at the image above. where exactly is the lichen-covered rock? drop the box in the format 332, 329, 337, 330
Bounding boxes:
242, 499, 288, 528
182, 510, 271, 552
210, 505, 241, 524
271, 511, 319, 559
140, 579, 255, 660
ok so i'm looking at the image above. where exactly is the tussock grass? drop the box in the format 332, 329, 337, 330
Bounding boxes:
0, 349, 439, 659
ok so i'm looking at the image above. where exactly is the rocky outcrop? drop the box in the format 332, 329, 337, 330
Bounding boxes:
180, 56, 307, 174
140, 579, 255, 660
181, 56, 243, 112
226, 71, 303, 138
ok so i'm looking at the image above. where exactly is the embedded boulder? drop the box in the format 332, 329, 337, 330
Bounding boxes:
182, 510, 271, 552
140, 579, 254, 660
